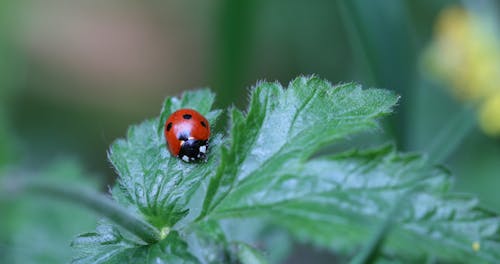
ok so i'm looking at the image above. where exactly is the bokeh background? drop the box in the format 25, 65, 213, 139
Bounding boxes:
1, 0, 500, 263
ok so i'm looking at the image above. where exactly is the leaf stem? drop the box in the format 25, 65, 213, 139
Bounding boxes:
5, 179, 163, 244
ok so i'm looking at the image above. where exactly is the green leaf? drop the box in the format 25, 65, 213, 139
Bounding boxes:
187, 220, 231, 263
108, 88, 222, 229
75, 76, 500, 263
196, 76, 499, 262
74, 89, 224, 263
200, 76, 398, 217
233, 242, 269, 264
72, 222, 199, 264
186, 220, 268, 264
207, 144, 500, 262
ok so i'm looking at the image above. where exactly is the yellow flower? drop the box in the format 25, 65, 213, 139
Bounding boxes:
472, 241, 480, 252
425, 5, 500, 136
479, 94, 500, 136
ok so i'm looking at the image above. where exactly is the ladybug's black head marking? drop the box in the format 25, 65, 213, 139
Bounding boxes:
200, 121, 207, 128
183, 114, 192, 119
166, 122, 173, 131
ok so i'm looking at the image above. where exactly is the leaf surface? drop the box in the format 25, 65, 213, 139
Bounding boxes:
199, 77, 500, 262
109, 89, 222, 228
73, 90, 223, 263
75, 77, 500, 263
201, 76, 398, 216
72, 223, 199, 264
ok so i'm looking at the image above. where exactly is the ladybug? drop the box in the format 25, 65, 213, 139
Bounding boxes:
164, 108, 210, 162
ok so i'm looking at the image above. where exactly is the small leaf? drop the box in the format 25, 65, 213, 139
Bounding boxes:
74, 89, 223, 263
233, 242, 269, 264
108, 88, 222, 229
187, 220, 268, 264
72, 222, 199, 264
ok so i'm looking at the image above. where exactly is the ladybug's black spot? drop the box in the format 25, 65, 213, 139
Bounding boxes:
200, 121, 207, 128
166, 122, 173, 131
183, 114, 192, 119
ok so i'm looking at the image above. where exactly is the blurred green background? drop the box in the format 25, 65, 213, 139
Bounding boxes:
1, 0, 499, 263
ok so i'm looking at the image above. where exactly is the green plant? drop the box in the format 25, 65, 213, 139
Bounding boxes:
5, 76, 500, 263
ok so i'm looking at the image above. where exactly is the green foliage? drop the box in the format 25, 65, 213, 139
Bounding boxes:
260, 147, 500, 262
0, 161, 97, 264
108, 89, 222, 229
74, 76, 500, 263
72, 222, 199, 264
200, 77, 397, 217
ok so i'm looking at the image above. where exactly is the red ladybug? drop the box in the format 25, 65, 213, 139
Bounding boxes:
164, 108, 210, 162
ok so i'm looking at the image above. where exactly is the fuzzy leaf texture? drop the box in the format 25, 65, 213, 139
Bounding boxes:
108, 89, 222, 229
200, 77, 500, 262
200, 77, 398, 216
74, 77, 500, 263
71, 222, 199, 264
72, 89, 224, 264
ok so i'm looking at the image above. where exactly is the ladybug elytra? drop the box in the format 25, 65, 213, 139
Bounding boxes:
164, 108, 210, 162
